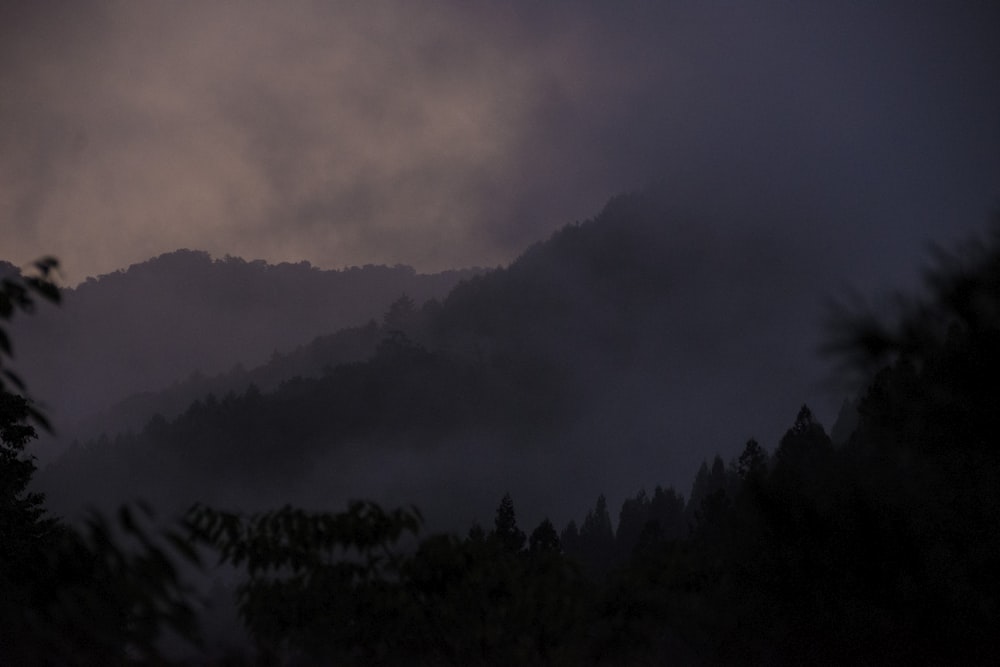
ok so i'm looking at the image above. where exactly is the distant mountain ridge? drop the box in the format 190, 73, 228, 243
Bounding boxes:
6, 250, 479, 432
37, 188, 833, 528
63, 319, 385, 445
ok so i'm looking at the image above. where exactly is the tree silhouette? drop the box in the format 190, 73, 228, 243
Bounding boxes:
0, 391, 51, 532
491, 492, 526, 552
568, 494, 615, 576
736, 437, 767, 480
383, 293, 417, 335
0, 257, 59, 419
0, 258, 203, 664
528, 517, 561, 554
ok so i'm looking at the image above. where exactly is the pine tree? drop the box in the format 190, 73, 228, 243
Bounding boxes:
737, 438, 768, 481
0, 390, 59, 585
492, 493, 526, 552
577, 494, 615, 574
0, 259, 61, 595
528, 518, 561, 554
774, 404, 832, 472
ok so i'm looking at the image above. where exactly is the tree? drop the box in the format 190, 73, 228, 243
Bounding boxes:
0, 260, 62, 653
821, 222, 1000, 661
582, 494, 613, 540
773, 405, 832, 473
0, 389, 64, 662
0, 391, 50, 523
615, 489, 651, 563
186, 501, 422, 663
688, 454, 734, 524
0, 258, 203, 664
491, 492, 526, 552
560, 520, 580, 555
0, 257, 59, 418
573, 494, 615, 575
648, 485, 686, 540
383, 293, 417, 334
737, 438, 768, 481
528, 517, 561, 554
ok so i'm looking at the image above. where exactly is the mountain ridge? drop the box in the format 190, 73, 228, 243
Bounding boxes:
37, 187, 834, 530
6, 249, 480, 438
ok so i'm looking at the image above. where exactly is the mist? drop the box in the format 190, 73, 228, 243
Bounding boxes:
3, 2, 997, 287
3, 1, 1000, 663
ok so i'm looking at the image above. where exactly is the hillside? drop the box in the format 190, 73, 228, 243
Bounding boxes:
37, 188, 833, 528
5, 251, 478, 434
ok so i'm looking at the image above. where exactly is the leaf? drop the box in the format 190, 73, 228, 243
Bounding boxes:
33, 256, 59, 276
165, 530, 203, 568
3, 368, 25, 390
26, 405, 52, 433
26, 277, 60, 303
119, 505, 138, 534
136, 499, 156, 519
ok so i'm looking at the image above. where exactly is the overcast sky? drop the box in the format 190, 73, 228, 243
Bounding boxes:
2, 1, 998, 287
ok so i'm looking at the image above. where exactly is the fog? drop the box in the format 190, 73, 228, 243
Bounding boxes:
3, 2, 1000, 663
23, 187, 904, 532
3, 2, 997, 287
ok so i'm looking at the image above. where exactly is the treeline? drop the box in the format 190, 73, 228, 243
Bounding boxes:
65, 318, 387, 445
7, 249, 478, 427
181, 387, 997, 664
4, 213, 1000, 663
39, 314, 569, 514
1, 262, 203, 664
38, 189, 820, 517
179, 220, 1000, 663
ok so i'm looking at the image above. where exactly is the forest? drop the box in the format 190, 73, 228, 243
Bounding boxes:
3, 194, 1000, 665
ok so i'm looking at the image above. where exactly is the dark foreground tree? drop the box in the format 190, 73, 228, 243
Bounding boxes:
1, 259, 203, 664
186, 496, 597, 665
696, 222, 1000, 664
824, 223, 1000, 662
491, 492, 527, 552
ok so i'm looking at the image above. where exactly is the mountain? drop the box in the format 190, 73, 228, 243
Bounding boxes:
5, 250, 478, 435
37, 189, 834, 528
63, 319, 385, 444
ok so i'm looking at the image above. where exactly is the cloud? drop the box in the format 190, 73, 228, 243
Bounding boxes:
1, 1, 998, 287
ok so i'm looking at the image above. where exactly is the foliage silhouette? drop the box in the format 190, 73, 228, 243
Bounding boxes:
0, 258, 204, 664
11, 208, 1000, 664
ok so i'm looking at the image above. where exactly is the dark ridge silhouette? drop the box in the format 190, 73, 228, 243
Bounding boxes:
3, 250, 479, 438
37, 188, 828, 527
65, 319, 384, 444
8, 207, 1000, 665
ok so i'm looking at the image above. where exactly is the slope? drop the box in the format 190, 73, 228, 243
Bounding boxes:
37, 188, 833, 528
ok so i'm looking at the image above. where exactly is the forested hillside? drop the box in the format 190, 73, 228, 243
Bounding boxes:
37, 190, 828, 524
4, 0, 996, 661
60, 319, 385, 446
6, 216, 999, 664
2, 251, 476, 447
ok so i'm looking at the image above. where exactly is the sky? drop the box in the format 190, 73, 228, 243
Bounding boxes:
2, 1, 999, 290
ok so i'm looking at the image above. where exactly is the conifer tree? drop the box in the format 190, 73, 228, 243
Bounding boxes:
492, 492, 526, 552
